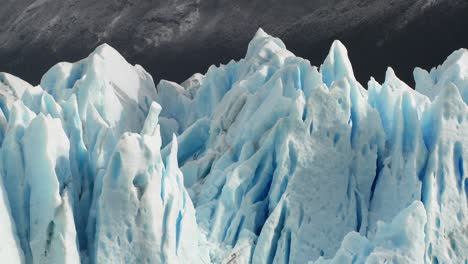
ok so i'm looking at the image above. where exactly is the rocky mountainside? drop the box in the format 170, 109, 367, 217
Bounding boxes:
0, 0, 467, 85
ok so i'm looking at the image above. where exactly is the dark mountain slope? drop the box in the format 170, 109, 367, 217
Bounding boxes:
0, 0, 467, 85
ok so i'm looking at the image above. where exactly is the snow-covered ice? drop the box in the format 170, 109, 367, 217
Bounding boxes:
0, 29, 467, 263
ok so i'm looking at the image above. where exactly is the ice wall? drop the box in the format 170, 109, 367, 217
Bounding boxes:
157, 29, 468, 263
0, 45, 207, 263
0, 28, 466, 263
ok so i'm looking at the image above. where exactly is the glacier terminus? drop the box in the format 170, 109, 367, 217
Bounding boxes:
0, 29, 467, 263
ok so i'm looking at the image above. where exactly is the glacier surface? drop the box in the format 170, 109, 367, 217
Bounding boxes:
0, 29, 467, 263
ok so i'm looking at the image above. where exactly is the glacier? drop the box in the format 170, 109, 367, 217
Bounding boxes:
0, 28, 466, 263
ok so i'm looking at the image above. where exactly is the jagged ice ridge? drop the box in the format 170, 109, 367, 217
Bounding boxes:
0, 29, 467, 263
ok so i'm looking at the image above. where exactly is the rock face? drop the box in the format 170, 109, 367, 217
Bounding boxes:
0, 29, 467, 263
0, 0, 467, 86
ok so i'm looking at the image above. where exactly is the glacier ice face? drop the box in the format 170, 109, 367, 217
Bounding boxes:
157, 28, 468, 263
0, 45, 207, 264
0, 73, 33, 144
314, 201, 427, 264
366, 69, 429, 238
94, 103, 208, 263
0, 28, 467, 264
414, 48, 468, 103
0, 172, 23, 263
23, 114, 80, 264
419, 83, 468, 263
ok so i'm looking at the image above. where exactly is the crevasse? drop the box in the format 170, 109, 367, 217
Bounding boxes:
0, 29, 466, 263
